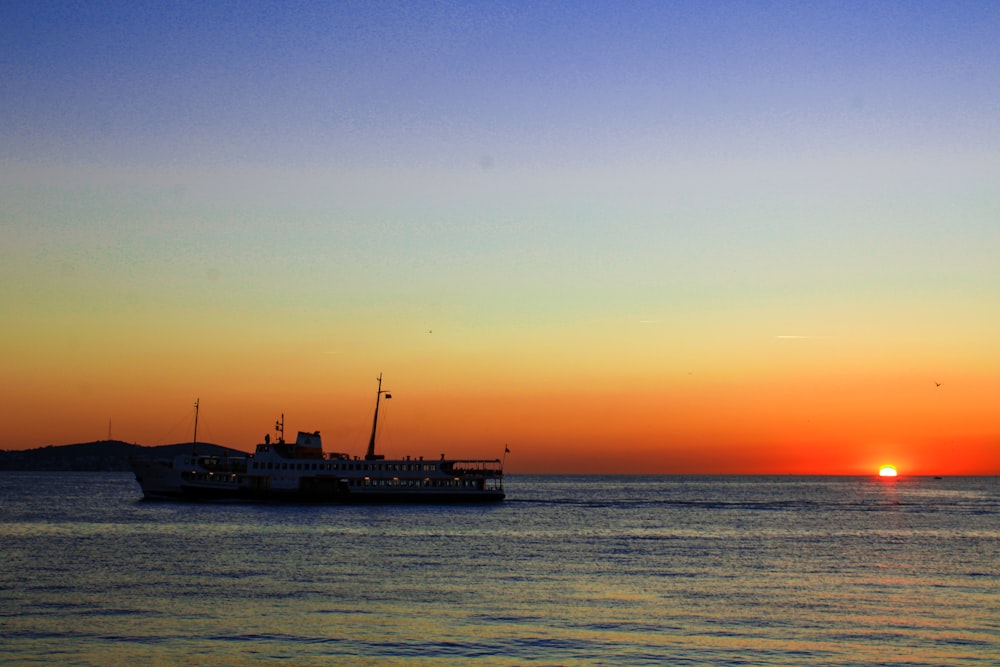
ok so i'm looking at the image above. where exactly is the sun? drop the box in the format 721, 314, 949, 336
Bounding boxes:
878, 465, 898, 477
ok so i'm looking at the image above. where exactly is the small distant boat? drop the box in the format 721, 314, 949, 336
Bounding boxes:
130, 375, 505, 503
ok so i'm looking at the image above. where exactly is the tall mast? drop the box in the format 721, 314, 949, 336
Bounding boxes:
365, 374, 391, 460
193, 398, 200, 444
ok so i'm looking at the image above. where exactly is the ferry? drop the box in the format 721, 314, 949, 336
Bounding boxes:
130, 375, 506, 503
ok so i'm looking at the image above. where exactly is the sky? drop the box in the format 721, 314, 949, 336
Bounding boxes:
3, 1, 999, 474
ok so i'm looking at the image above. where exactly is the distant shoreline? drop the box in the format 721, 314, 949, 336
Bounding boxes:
0, 441, 241, 472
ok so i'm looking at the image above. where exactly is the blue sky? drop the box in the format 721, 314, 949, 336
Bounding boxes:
6, 1, 999, 168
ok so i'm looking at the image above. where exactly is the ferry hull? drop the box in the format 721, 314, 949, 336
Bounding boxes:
131, 459, 505, 503
135, 481, 505, 504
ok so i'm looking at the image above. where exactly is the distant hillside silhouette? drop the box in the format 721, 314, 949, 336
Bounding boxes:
0, 441, 244, 471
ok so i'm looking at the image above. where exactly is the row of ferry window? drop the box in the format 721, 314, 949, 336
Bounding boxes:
249, 461, 440, 473
182, 472, 237, 483
355, 478, 482, 488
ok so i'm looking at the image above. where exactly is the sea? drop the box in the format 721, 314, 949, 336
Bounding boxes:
1, 473, 997, 666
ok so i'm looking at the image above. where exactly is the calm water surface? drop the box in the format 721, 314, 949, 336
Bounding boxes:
1, 473, 998, 665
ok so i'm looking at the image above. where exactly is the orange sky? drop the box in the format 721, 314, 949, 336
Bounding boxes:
3, 354, 997, 474
2, 254, 998, 474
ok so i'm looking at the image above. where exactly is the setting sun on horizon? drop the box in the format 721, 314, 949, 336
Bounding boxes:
2, 4, 999, 476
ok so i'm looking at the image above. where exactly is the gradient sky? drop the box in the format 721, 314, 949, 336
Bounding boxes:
3, 1, 999, 474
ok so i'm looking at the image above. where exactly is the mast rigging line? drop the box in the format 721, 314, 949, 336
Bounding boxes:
150, 399, 213, 446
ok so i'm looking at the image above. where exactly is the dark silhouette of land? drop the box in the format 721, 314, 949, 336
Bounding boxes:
0, 441, 242, 471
